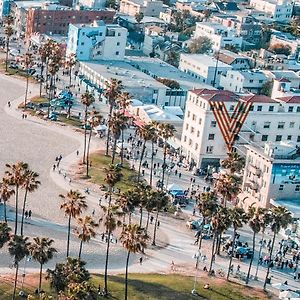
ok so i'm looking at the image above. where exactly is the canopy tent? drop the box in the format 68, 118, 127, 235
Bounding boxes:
279, 291, 300, 299
167, 184, 185, 196
272, 283, 290, 291
94, 124, 107, 131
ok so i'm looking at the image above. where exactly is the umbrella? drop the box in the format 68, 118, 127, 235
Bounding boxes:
279, 290, 300, 299
272, 283, 289, 291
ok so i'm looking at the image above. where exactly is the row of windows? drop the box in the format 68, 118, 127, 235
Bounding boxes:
261, 121, 299, 129
262, 135, 300, 142
182, 136, 214, 153
251, 105, 300, 112
279, 185, 300, 191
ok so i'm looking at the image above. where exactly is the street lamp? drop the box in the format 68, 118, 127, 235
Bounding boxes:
21, 255, 32, 290
191, 251, 201, 295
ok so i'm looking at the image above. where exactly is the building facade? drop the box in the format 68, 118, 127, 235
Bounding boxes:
119, 0, 164, 17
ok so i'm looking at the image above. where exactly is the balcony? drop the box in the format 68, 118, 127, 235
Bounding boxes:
245, 180, 259, 191
248, 164, 261, 176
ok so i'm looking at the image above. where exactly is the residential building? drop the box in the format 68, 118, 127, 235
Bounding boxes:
220, 69, 268, 93
209, 1, 240, 12
25, 6, 115, 37
179, 53, 232, 88
119, 0, 164, 17
241, 142, 300, 209
217, 50, 253, 70
181, 89, 300, 169
264, 70, 300, 89
0, 0, 10, 17
78, 0, 106, 9
271, 77, 300, 99
193, 22, 243, 51
249, 0, 294, 23
66, 21, 127, 61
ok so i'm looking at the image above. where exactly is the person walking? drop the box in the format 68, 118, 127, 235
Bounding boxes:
139, 257, 143, 265
25, 210, 28, 219
150, 215, 154, 224
28, 210, 32, 219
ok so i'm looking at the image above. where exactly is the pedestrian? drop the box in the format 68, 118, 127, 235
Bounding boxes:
28, 210, 32, 219
150, 215, 154, 224
157, 221, 160, 228
98, 198, 102, 206
179, 172, 182, 178
69, 178, 72, 184
8, 101, 11, 107
25, 210, 28, 219
92, 209, 95, 216
193, 208, 196, 216
101, 233, 105, 241
76, 150, 79, 156
142, 169, 145, 176
53, 164, 56, 171
175, 169, 178, 175
171, 261, 175, 271
64, 173, 67, 179
139, 257, 143, 265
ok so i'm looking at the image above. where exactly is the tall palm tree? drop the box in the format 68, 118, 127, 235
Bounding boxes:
8, 235, 30, 300
20, 170, 40, 236
144, 189, 157, 232
117, 190, 139, 224
149, 122, 158, 187
245, 206, 266, 284
81, 92, 95, 164
65, 53, 77, 89
23, 52, 33, 110
29, 237, 57, 292
5, 162, 28, 235
221, 152, 245, 174
263, 206, 292, 290
152, 191, 169, 246
4, 15, 14, 72
156, 123, 176, 188
120, 224, 148, 300
104, 78, 123, 156
86, 111, 102, 177
0, 222, 11, 248
60, 190, 87, 257
226, 207, 248, 280
0, 178, 15, 223
75, 216, 98, 259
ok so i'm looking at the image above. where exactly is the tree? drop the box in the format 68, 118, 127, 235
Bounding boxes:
60, 190, 87, 257
75, 216, 98, 259
4, 15, 14, 72
135, 12, 144, 24
144, 189, 157, 232
104, 78, 123, 156
81, 92, 95, 164
29, 237, 57, 292
0, 178, 15, 223
263, 206, 292, 290
148, 122, 158, 187
120, 224, 148, 300
117, 190, 139, 224
221, 152, 245, 174
226, 207, 248, 280
5, 162, 28, 235
269, 43, 291, 55
166, 50, 179, 67
63, 281, 98, 300
188, 37, 212, 54
0, 222, 11, 248
156, 78, 180, 90
23, 52, 33, 110
224, 44, 238, 53
65, 53, 77, 89
20, 170, 40, 236
105, 0, 116, 8
8, 235, 30, 300
260, 80, 273, 96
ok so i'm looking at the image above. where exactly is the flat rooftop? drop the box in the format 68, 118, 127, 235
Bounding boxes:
180, 54, 232, 69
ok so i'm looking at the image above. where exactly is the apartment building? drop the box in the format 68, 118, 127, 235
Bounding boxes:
119, 0, 164, 17
180, 89, 300, 169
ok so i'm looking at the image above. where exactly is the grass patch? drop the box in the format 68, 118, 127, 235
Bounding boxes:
0, 273, 271, 300
58, 114, 82, 127
30, 96, 48, 104
89, 152, 138, 192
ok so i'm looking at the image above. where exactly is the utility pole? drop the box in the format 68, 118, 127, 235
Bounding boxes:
212, 50, 220, 88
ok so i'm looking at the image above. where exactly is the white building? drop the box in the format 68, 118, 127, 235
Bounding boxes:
179, 54, 232, 88
66, 21, 127, 61
217, 50, 253, 70
220, 69, 269, 93
249, 0, 293, 23
181, 89, 300, 169
193, 22, 243, 51
241, 142, 300, 209
78, 0, 106, 9
120, 0, 164, 17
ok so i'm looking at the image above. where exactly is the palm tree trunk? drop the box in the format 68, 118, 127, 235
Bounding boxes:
66, 214, 71, 257
78, 240, 83, 259
104, 228, 111, 295
4, 200, 7, 223
20, 188, 28, 236
39, 63, 43, 97
12, 262, 19, 300
86, 129, 92, 177
263, 231, 276, 290
111, 138, 117, 164
146, 211, 150, 232
5, 38, 9, 72
106, 104, 113, 156
124, 251, 130, 300
121, 129, 124, 165
24, 72, 29, 110
161, 144, 167, 189
209, 233, 217, 273
47, 75, 53, 118
246, 232, 256, 284
129, 213, 132, 225
14, 186, 19, 236
137, 141, 146, 182
83, 106, 88, 164
227, 228, 236, 280
69, 67, 72, 88
38, 263, 43, 292
152, 210, 159, 246
150, 141, 154, 187
139, 207, 143, 227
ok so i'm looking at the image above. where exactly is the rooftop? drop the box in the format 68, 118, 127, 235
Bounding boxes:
218, 49, 250, 65
117, 14, 165, 25
180, 54, 232, 69
277, 96, 300, 104
239, 70, 268, 80
15, 0, 58, 8
270, 70, 300, 80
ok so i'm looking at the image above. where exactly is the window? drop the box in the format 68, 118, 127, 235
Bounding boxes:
206, 146, 214, 154
187, 111, 190, 118
278, 122, 285, 129
189, 139, 193, 146
199, 118, 202, 125
257, 105, 262, 111
115, 51, 119, 55
197, 131, 200, 137
195, 143, 198, 150
185, 123, 189, 130
192, 114, 196, 121
183, 136, 187, 142
268, 106, 274, 112
249, 105, 254, 111
288, 106, 294, 112
279, 185, 284, 191
117, 42, 120, 46
81, 42, 84, 45
191, 127, 195, 133
287, 135, 292, 140
208, 134, 215, 140
259, 80, 263, 83
262, 135, 268, 141
276, 135, 282, 141
229, 105, 234, 111
298, 136, 300, 142
118, 32, 121, 36
290, 122, 295, 128
211, 121, 217, 127
296, 185, 300, 192
297, 107, 300, 112
263, 122, 271, 129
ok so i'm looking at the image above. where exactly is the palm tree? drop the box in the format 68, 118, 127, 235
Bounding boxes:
75, 216, 98, 259
4, 15, 14, 72
8, 235, 30, 300
152, 191, 169, 246
144, 189, 157, 232
81, 92, 95, 164
120, 224, 148, 300
148, 123, 158, 187
65, 53, 77, 89
245, 206, 266, 284
86, 111, 102, 177
263, 206, 292, 290
29, 237, 57, 292
226, 207, 248, 280
5, 162, 28, 235
60, 190, 87, 257
0, 222, 11, 248
0, 178, 15, 223
117, 190, 138, 224
23, 52, 33, 110
104, 78, 123, 156
20, 170, 40, 236
156, 123, 176, 188
221, 152, 245, 174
